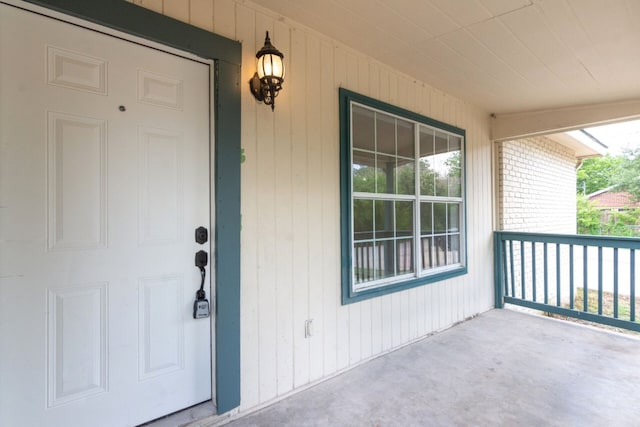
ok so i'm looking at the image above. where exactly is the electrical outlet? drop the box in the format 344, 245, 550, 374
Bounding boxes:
304, 319, 314, 338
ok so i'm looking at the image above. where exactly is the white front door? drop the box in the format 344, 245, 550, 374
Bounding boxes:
0, 4, 213, 426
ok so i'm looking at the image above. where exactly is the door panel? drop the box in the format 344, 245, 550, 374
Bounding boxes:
0, 4, 212, 426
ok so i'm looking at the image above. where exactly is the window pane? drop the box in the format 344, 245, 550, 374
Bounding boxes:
353, 199, 373, 239
449, 135, 461, 151
434, 235, 447, 267
375, 200, 393, 239
397, 119, 414, 158
352, 105, 375, 150
419, 126, 435, 196
376, 240, 396, 280
433, 203, 446, 234
376, 154, 395, 194
376, 112, 395, 155
420, 202, 433, 235
352, 150, 376, 193
395, 200, 413, 237
446, 150, 462, 197
397, 238, 414, 275
433, 131, 449, 197
448, 203, 459, 232
396, 160, 414, 195
421, 236, 433, 270
354, 241, 374, 284
448, 234, 460, 264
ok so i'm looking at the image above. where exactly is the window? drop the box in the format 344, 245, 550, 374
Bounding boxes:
340, 89, 467, 303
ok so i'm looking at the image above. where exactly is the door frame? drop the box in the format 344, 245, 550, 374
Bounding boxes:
9, 0, 242, 414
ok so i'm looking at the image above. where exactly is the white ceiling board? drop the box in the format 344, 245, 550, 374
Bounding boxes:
250, 0, 640, 115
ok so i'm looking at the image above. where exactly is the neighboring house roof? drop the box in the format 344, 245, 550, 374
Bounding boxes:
588, 186, 640, 209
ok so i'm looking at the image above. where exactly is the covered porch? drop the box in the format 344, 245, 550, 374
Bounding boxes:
179, 308, 640, 426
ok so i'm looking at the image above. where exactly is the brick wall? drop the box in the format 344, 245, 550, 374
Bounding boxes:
498, 136, 577, 234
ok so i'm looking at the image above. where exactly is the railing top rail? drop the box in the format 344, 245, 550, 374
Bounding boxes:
494, 230, 640, 249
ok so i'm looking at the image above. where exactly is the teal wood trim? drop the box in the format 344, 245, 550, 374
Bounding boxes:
213, 60, 242, 413
543, 243, 548, 304
497, 230, 640, 249
22, 0, 242, 413
613, 248, 619, 317
495, 231, 640, 333
339, 89, 465, 135
520, 241, 525, 299
631, 249, 636, 321
493, 232, 504, 308
504, 296, 640, 333
569, 244, 574, 309
21, 0, 241, 65
583, 245, 588, 311
555, 243, 560, 306
598, 247, 603, 315
339, 89, 353, 305
531, 242, 537, 301
509, 241, 515, 297
345, 268, 468, 304
340, 88, 467, 304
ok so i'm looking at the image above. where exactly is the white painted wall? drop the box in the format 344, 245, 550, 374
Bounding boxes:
132, 0, 495, 413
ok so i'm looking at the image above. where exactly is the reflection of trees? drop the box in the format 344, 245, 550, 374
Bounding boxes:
352, 151, 461, 237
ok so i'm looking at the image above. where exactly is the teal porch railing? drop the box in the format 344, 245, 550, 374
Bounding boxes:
494, 231, 640, 332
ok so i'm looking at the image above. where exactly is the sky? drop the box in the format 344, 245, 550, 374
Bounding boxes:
583, 119, 640, 155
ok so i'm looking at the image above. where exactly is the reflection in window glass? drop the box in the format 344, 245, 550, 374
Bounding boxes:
348, 99, 465, 291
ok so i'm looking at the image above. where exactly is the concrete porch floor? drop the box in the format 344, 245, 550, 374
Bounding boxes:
187, 309, 640, 427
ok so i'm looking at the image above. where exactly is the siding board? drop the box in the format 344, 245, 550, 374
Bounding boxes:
334, 45, 351, 372
273, 20, 294, 398
290, 27, 311, 389
235, 3, 260, 410
320, 39, 338, 376
255, 13, 278, 404
306, 34, 325, 382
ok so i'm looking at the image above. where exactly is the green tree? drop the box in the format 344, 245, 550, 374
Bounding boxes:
576, 155, 623, 195
612, 148, 640, 202
576, 194, 602, 235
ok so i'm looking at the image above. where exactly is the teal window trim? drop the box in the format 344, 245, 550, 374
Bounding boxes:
340, 88, 468, 304
22, 0, 242, 414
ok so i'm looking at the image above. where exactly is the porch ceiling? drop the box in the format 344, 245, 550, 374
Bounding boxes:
251, 0, 640, 115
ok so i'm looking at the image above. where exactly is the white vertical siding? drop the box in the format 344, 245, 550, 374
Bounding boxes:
133, 0, 495, 413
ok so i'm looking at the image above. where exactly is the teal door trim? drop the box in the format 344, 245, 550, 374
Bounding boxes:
20, 0, 242, 413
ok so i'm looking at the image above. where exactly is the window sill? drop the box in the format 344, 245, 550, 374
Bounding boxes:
342, 265, 468, 304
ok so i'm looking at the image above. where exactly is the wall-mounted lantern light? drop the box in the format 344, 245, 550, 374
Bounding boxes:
249, 31, 285, 111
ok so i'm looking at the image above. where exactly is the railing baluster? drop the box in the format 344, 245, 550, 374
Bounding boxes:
544, 243, 548, 305
613, 248, 619, 318
509, 240, 515, 298
501, 240, 508, 297
521, 241, 525, 299
598, 246, 603, 315
631, 249, 636, 322
569, 244, 574, 310
556, 243, 561, 307
532, 242, 537, 302
583, 246, 588, 312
